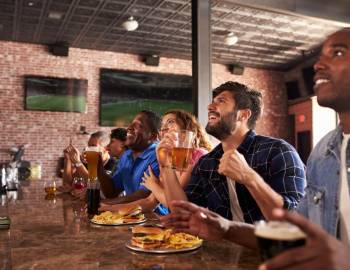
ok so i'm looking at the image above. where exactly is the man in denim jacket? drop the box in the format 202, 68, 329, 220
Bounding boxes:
161, 28, 350, 270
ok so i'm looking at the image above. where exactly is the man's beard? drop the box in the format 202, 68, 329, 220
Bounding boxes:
205, 111, 237, 140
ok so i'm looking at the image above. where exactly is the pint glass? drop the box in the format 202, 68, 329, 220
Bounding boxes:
254, 221, 306, 261
171, 130, 194, 171
85, 146, 102, 180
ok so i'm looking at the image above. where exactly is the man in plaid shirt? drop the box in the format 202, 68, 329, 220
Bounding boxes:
160, 81, 306, 223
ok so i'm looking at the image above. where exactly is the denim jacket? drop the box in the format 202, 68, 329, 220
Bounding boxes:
297, 125, 349, 237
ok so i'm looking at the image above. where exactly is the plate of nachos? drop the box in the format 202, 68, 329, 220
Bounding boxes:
126, 225, 203, 253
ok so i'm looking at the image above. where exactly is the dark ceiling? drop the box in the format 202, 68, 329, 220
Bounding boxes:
0, 0, 348, 70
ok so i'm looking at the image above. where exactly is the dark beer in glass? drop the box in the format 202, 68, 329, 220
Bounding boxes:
255, 221, 306, 261
87, 180, 100, 216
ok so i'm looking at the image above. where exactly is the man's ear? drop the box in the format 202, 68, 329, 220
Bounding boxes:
237, 109, 252, 123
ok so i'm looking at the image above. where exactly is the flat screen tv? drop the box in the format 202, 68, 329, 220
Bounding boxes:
24, 76, 87, 113
100, 69, 193, 126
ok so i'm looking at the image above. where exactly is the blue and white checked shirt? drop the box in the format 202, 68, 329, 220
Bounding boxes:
185, 130, 306, 223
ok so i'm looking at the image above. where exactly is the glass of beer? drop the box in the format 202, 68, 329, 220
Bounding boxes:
254, 220, 306, 261
44, 179, 57, 195
171, 130, 194, 171
85, 146, 102, 180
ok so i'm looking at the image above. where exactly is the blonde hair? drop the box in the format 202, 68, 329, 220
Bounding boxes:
164, 110, 212, 151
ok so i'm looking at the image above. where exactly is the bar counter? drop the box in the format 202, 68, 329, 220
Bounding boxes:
0, 180, 260, 269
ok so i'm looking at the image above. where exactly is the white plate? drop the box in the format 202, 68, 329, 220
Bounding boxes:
90, 218, 147, 226
125, 240, 202, 254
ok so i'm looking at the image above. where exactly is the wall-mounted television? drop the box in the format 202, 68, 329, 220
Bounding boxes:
100, 69, 193, 126
24, 76, 87, 113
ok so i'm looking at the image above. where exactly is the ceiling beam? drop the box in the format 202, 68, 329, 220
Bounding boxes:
225, 0, 350, 25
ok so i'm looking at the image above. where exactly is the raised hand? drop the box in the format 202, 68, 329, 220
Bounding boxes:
218, 149, 254, 185
259, 209, 350, 270
160, 200, 230, 241
66, 144, 81, 164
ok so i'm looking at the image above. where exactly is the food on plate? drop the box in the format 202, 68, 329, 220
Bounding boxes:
91, 205, 145, 225
131, 225, 202, 250
131, 225, 172, 249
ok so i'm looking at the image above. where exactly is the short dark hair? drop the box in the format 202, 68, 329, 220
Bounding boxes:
139, 110, 161, 134
213, 81, 262, 129
110, 128, 127, 141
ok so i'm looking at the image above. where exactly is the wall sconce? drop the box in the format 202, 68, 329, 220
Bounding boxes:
78, 125, 89, 135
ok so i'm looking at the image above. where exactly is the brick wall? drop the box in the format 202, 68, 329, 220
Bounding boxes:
0, 40, 288, 179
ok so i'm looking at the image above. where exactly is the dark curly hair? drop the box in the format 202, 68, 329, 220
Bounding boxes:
213, 81, 262, 129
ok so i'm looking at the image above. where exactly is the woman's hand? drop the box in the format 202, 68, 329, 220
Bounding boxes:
141, 166, 160, 192
156, 133, 177, 168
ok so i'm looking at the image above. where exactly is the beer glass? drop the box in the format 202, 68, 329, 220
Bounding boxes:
171, 130, 194, 171
87, 180, 100, 216
254, 220, 306, 261
85, 146, 102, 180
44, 179, 57, 195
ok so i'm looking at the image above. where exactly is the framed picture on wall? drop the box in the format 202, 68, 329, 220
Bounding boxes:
99, 69, 193, 127
24, 75, 88, 113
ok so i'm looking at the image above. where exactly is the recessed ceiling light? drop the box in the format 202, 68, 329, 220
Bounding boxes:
27, 1, 35, 7
48, 11, 64, 20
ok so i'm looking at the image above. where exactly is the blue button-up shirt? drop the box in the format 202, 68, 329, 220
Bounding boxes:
112, 143, 168, 215
185, 130, 306, 223
112, 143, 159, 194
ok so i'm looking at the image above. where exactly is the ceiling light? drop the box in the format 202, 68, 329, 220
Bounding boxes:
122, 17, 139, 31
224, 32, 238, 46
27, 1, 35, 6
48, 11, 64, 20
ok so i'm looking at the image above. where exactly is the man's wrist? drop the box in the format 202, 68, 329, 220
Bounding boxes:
242, 168, 259, 188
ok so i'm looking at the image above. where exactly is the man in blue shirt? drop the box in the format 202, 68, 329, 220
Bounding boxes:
98, 110, 160, 204
160, 81, 306, 222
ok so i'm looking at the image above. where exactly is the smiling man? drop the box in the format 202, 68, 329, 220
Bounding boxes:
161, 81, 306, 222
97, 110, 161, 204
161, 28, 350, 270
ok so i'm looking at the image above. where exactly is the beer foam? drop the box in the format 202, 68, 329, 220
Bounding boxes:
85, 146, 103, 152
255, 221, 306, 241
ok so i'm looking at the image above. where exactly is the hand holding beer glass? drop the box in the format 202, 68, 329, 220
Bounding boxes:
171, 130, 194, 171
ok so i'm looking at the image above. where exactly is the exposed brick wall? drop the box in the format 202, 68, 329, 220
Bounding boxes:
0, 40, 288, 179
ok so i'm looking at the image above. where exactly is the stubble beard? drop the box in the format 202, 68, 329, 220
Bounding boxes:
205, 111, 237, 141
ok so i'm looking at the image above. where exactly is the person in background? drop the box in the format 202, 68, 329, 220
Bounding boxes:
99, 110, 212, 214
160, 81, 306, 223
105, 127, 127, 175
58, 131, 110, 195
161, 28, 350, 270
98, 110, 161, 205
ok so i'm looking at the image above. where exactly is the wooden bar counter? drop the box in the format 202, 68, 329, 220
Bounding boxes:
0, 181, 260, 270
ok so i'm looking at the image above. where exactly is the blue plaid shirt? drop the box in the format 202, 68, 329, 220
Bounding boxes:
185, 130, 306, 223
